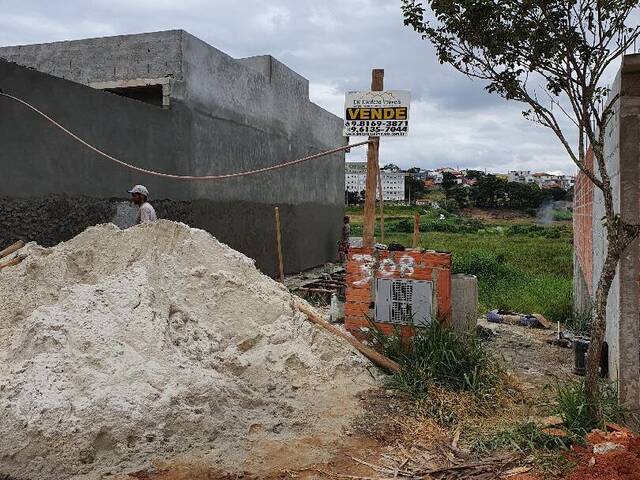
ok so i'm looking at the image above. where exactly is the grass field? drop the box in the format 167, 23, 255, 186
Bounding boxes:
346, 205, 573, 322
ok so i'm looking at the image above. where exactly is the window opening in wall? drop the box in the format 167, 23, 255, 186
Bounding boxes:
105, 84, 164, 107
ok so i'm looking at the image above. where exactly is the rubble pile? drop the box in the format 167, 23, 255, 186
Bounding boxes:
0, 221, 376, 480
567, 425, 640, 480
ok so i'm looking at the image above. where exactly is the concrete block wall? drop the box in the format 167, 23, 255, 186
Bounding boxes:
0, 30, 184, 85
616, 56, 640, 408
572, 54, 640, 410
344, 247, 452, 341
0, 31, 346, 276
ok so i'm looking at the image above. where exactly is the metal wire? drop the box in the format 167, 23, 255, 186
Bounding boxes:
0, 91, 369, 180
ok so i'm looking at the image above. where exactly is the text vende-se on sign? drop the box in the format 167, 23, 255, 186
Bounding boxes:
344, 90, 411, 137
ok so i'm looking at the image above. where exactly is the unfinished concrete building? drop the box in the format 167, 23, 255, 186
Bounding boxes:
0, 30, 346, 275
573, 53, 640, 409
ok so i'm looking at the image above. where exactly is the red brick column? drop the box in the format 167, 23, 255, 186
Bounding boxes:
345, 247, 452, 341
573, 148, 594, 295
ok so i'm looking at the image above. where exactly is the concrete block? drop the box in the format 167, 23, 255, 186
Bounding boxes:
451, 274, 478, 332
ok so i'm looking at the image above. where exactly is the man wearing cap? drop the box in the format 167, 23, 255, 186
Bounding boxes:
128, 185, 157, 224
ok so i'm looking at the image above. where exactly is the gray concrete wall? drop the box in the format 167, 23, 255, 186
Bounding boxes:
0, 30, 184, 85
616, 55, 640, 408
0, 31, 346, 276
588, 54, 640, 409
451, 274, 478, 332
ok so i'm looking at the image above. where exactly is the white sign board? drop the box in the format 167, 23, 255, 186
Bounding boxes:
343, 90, 410, 137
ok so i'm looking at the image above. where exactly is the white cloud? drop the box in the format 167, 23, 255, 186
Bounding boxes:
0, 0, 607, 175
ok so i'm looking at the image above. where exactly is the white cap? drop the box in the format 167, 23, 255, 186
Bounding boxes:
128, 185, 149, 197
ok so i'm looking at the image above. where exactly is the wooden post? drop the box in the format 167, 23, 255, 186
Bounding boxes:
362, 69, 384, 248
274, 207, 284, 281
376, 160, 385, 244
0, 240, 24, 259
412, 212, 420, 248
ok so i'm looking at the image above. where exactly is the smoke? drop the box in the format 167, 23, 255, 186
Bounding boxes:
536, 200, 555, 225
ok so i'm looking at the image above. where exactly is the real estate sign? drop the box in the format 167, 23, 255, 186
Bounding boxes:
343, 90, 410, 137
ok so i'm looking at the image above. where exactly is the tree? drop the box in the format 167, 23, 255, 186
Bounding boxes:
547, 186, 571, 202
345, 190, 361, 205
402, 0, 640, 421
441, 172, 457, 191
505, 182, 549, 211
465, 169, 485, 180
382, 163, 401, 172
405, 175, 426, 201
447, 185, 470, 208
407, 166, 422, 174
471, 174, 507, 208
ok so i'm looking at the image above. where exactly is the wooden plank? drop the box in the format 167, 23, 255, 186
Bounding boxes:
0, 255, 26, 270
295, 301, 401, 374
0, 240, 24, 259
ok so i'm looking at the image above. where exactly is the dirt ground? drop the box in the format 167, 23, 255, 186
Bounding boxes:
120, 318, 575, 480
477, 317, 574, 389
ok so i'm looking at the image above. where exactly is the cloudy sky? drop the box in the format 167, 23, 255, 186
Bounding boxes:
2, 0, 623, 175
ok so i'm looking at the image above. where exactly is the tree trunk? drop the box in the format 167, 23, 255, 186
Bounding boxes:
584, 233, 620, 422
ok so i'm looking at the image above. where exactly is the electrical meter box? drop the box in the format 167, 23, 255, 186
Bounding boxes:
374, 278, 433, 327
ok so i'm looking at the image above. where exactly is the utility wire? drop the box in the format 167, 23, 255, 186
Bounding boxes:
0, 91, 369, 180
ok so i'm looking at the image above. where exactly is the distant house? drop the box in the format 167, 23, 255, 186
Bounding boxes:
463, 177, 478, 187
507, 170, 575, 190
426, 170, 444, 184
507, 170, 531, 183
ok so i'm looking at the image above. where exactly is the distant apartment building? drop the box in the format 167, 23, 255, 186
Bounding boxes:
345, 162, 405, 201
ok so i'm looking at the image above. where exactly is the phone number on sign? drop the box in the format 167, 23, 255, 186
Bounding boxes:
344, 121, 409, 134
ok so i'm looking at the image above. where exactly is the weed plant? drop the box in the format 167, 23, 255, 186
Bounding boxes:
553, 380, 630, 436
371, 321, 504, 400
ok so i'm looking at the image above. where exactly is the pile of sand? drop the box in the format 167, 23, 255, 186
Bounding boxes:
0, 221, 377, 480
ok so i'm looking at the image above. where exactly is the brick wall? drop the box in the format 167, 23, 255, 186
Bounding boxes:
573, 147, 594, 295
345, 247, 452, 340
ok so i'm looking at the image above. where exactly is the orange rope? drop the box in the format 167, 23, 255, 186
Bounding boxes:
0, 91, 369, 180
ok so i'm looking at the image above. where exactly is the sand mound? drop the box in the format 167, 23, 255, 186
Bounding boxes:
0, 221, 377, 480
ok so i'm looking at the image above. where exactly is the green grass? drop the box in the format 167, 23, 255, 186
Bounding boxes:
467, 381, 630, 477
349, 207, 573, 321
470, 421, 571, 457
470, 421, 575, 477
553, 210, 573, 221
378, 231, 571, 321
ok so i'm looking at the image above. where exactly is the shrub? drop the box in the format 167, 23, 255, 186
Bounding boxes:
373, 321, 504, 400
553, 210, 573, 221
565, 307, 592, 336
453, 250, 512, 283
394, 218, 414, 233
443, 198, 461, 214
553, 380, 629, 436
